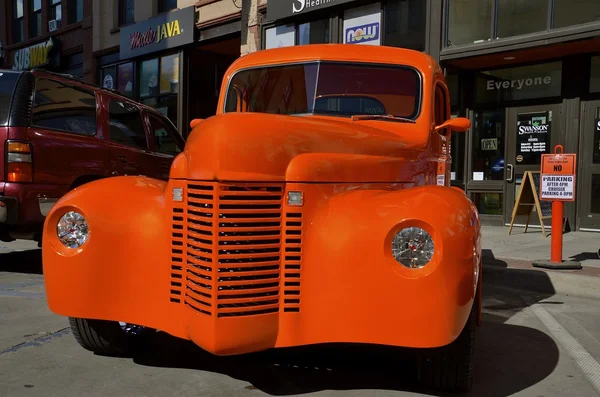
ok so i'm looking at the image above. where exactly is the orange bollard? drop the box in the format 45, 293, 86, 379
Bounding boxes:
533, 145, 581, 270
550, 200, 563, 263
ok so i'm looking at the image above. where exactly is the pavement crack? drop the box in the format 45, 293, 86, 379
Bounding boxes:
0, 327, 71, 356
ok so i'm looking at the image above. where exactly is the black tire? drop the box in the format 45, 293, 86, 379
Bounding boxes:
69, 317, 147, 357
416, 295, 478, 392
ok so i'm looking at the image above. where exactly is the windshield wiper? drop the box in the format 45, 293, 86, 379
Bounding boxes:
350, 114, 416, 123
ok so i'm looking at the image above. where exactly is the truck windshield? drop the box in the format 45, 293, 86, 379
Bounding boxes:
0, 71, 21, 126
224, 61, 421, 119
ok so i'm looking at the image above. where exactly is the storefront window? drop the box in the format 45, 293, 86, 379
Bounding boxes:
472, 110, 505, 181
446, 0, 493, 47
102, 66, 117, 90
590, 56, 600, 93
140, 58, 159, 98
101, 62, 134, 97
471, 192, 504, 215
139, 53, 179, 126
265, 24, 296, 49
117, 63, 134, 97
343, 3, 382, 46
554, 0, 600, 29
496, 0, 548, 39
160, 54, 179, 95
298, 20, 329, 45
475, 61, 562, 104
384, 0, 426, 51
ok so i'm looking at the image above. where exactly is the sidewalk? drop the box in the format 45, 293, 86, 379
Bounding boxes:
481, 225, 600, 299
482, 225, 600, 267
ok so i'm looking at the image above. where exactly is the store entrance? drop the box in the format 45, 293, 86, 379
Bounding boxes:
503, 104, 566, 227
579, 100, 600, 231
184, 35, 241, 137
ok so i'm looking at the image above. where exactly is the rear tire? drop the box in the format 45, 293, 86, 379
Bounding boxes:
416, 294, 477, 392
69, 317, 150, 357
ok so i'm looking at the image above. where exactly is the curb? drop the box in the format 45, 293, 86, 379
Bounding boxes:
483, 259, 600, 300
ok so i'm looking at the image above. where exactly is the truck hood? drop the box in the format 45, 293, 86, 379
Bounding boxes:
177, 112, 431, 183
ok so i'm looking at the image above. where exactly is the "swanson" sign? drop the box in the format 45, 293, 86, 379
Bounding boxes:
119, 6, 195, 60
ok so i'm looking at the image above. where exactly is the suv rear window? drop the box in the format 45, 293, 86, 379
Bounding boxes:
0, 71, 21, 126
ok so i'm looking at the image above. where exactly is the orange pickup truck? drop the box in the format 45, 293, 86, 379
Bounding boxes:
41, 44, 482, 392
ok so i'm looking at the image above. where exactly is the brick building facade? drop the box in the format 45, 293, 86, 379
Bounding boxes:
0, 0, 94, 81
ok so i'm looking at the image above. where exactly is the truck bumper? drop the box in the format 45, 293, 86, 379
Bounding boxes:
42, 177, 482, 356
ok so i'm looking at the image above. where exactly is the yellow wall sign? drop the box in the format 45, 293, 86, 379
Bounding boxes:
12, 38, 55, 71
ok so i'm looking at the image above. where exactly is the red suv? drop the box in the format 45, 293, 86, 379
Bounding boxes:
0, 68, 185, 244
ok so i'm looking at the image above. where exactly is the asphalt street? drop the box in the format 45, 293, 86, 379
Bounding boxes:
2, 243, 600, 397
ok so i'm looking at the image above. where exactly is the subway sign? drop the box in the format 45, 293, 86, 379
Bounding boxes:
119, 6, 195, 60
12, 38, 56, 71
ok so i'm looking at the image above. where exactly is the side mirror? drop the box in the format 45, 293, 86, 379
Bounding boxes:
190, 118, 204, 129
434, 117, 471, 134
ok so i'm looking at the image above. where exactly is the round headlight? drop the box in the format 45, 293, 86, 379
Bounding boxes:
391, 227, 434, 268
56, 211, 89, 249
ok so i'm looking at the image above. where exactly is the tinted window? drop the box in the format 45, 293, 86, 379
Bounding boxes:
108, 100, 148, 149
148, 113, 181, 156
0, 72, 21, 126
32, 77, 97, 136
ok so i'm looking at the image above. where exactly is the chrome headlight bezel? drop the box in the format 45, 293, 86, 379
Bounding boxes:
56, 211, 89, 249
391, 226, 435, 269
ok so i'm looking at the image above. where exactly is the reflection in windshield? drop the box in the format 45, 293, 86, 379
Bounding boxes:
224, 62, 421, 119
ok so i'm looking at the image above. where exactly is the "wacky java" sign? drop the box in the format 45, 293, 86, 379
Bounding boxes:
119, 6, 195, 59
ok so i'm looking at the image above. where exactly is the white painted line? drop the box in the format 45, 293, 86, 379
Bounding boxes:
522, 295, 600, 394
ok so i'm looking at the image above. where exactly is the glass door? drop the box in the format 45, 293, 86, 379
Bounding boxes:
578, 101, 600, 231
504, 104, 564, 226
467, 109, 506, 225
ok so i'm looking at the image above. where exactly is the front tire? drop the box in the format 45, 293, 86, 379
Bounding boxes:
69, 317, 150, 357
416, 294, 477, 392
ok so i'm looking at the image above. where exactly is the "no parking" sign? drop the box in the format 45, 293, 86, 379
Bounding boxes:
540, 151, 577, 202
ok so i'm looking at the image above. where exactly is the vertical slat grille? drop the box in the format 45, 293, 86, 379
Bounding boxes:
216, 184, 283, 318
170, 207, 185, 303
171, 182, 289, 318
282, 212, 302, 312
184, 184, 215, 316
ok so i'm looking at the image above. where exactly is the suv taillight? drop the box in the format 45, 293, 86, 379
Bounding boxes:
6, 140, 33, 183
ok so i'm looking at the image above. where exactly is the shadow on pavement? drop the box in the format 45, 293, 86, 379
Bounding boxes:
482, 249, 563, 297
569, 252, 600, 262
0, 249, 42, 275
131, 287, 560, 397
